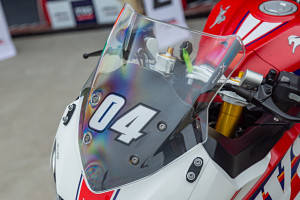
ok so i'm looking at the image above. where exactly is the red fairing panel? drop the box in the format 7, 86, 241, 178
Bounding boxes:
204, 0, 300, 75
235, 123, 300, 200
255, 21, 300, 73
77, 175, 119, 200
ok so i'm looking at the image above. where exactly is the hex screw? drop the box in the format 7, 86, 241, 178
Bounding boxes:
84, 132, 93, 145
186, 171, 196, 182
62, 116, 69, 123
157, 121, 167, 132
68, 104, 74, 111
130, 155, 140, 166
91, 93, 101, 106
193, 158, 203, 167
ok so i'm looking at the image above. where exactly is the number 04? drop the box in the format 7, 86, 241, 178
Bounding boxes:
89, 94, 159, 144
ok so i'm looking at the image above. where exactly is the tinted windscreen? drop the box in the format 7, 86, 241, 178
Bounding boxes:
78, 4, 244, 192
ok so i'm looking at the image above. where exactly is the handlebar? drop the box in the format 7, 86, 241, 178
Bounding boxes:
228, 84, 300, 122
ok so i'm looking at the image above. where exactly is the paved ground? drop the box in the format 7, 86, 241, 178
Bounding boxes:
0, 18, 206, 200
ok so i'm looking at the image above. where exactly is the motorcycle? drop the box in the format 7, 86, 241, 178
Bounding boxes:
51, 1, 300, 199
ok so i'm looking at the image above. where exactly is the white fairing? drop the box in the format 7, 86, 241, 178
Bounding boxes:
55, 97, 83, 199
236, 14, 260, 39
116, 144, 208, 200
243, 22, 282, 45
114, 142, 269, 200
235, 13, 285, 45
54, 97, 279, 200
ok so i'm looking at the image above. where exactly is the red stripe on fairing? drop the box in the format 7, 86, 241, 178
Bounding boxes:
78, 177, 115, 200
245, 22, 288, 47
291, 155, 299, 168
262, 192, 270, 200
241, 21, 263, 41
230, 189, 241, 200
291, 172, 300, 200
240, 124, 300, 200
277, 172, 284, 182
291, 155, 300, 200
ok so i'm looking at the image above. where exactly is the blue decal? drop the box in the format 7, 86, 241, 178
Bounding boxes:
75, 174, 83, 200
246, 22, 288, 47
233, 11, 250, 34
113, 189, 120, 200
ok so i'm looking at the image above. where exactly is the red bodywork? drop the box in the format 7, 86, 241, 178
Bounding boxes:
204, 0, 300, 76
204, 0, 300, 199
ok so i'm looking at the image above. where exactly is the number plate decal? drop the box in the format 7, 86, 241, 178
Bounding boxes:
89, 93, 126, 132
89, 94, 159, 144
111, 104, 159, 144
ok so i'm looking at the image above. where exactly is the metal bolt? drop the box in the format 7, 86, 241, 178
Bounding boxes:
274, 117, 280, 122
84, 132, 93, 145
186, 171, 196, 182
193, 158, 203, 167
157, 121, 167, 131
130, 155, 140, 166
68, 104, 74, 111
62, 116, 69, 123
91, 93, 100, 106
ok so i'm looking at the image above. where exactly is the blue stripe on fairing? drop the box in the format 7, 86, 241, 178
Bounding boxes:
75, 174, 83, 200
113, 189, 121, 200
233, 11, 250, 34
245, 22, 289, 47
295, 69, 300, 75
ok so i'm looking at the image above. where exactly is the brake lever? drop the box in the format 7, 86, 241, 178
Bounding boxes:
229, 84, 300, 122
261, 98, 300, 122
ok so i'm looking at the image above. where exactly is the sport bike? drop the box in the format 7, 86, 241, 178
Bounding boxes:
51, 1, 300, 199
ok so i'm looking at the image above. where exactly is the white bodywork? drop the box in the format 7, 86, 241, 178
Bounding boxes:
53, 97, 289, 200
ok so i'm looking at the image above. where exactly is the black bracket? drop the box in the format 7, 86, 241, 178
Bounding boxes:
63, 104, 76, 126
186, 157, 203, 183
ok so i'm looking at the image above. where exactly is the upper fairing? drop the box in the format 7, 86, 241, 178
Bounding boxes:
205, 0, 300, 74
78, 4, 244, 193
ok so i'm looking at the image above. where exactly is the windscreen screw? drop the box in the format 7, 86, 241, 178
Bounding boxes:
68, 104, 74, 111
193, 157, 203, 167
186, 171, 196, 182
84, 132, 93, 145
130, 155, 140, 166
91, 93, 101, 106
157, 121, 167, 132
62, 116, 69, 123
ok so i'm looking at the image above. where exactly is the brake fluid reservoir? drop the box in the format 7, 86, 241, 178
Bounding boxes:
155, 47, 176, 74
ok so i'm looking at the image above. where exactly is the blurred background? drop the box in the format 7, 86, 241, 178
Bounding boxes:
0, 0, 217, 199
